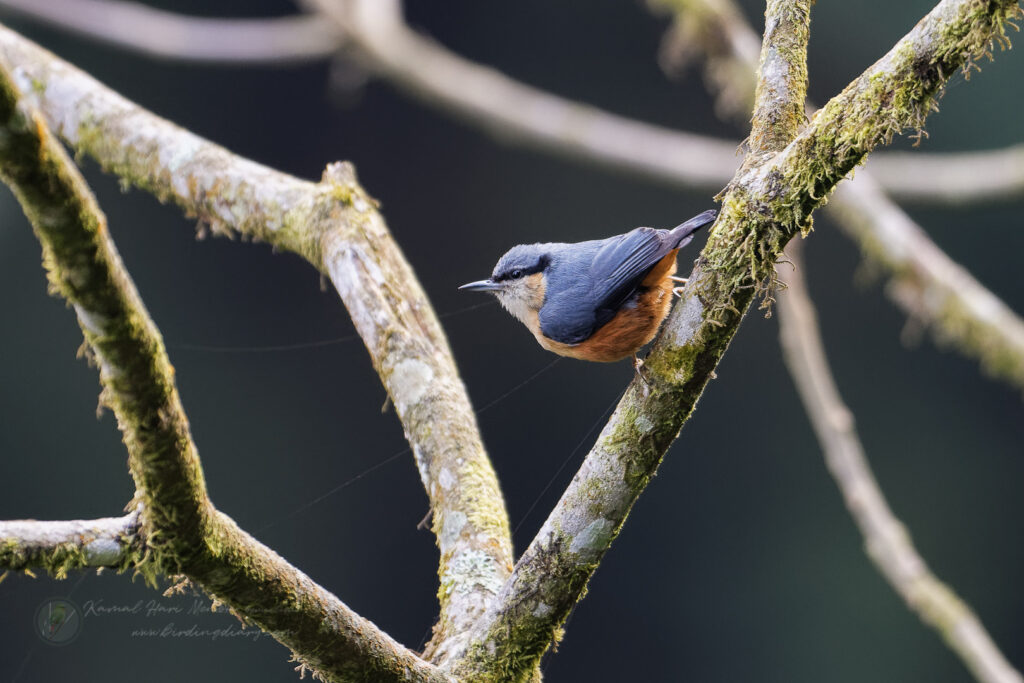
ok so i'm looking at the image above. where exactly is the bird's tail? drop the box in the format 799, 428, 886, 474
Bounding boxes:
670, 209, 717, 248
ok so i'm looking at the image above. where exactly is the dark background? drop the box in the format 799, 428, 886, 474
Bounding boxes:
1, 1, 1022, 681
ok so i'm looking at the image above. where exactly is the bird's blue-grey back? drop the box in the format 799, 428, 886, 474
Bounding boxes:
539, 209, 716, 344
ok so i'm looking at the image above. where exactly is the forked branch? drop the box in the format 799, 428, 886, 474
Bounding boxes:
0, 58, 451, 683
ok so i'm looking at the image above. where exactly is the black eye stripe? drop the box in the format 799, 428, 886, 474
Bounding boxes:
494, 255, 549, 282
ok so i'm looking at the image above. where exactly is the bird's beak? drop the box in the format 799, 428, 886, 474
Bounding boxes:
459, 279, 503, 292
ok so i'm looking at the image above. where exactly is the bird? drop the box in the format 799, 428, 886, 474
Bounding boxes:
459, 209, 716, 363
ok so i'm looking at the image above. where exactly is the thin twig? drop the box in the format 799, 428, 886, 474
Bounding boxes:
777, 241, 1023, 683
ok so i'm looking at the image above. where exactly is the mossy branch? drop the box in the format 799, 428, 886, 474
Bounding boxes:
452, 0, 1020, 680
651, 0, 1024, 392
0, 60, 452, 683
0, 24, 516, 657
0, 512, 141, 577
748, 0, 812, 156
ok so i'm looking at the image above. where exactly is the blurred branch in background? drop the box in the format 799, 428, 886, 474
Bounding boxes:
648, 0, 1024, 392
778, 242, 1023, 683
21, 0, 1013, 393
0, 0, 343, 63
1, 0, 1021, 204
869, 144, 1024, 205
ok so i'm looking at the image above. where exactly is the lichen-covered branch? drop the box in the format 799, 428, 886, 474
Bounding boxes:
0, 59, 452, 683
748, 0, 812, 156
453, 1, 1020, 679
777, 242, 1023, 683
0, 23, 515, 664
651, 0, 1024, 392
314, 0, 1024, 396
0, 512, 140, 576
0, 46, 209, 580
0, 0, 342, 64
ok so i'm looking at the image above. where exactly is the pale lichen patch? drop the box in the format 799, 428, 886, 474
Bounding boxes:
438, 467, 455, 491
440, 549, 502, 597
667, 294, 705, 349
440, 510, 467, 549
84, 538, 122, 565
634, 414, 655, 435
389, 358, 435, 415
74, 304, 108, 335
569, 518, 613, 558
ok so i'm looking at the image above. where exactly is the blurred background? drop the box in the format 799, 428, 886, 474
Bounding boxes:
0, 1, 1021, 681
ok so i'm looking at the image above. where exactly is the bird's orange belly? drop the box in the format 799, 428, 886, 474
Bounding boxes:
537, 276, 676, 362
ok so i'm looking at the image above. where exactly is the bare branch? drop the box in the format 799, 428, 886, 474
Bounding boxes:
453, 0, 1021, 678
0, 0, 342, 64
777, 241, 1023, 683
0, 512, 140, 576
0, 57, 452, 683
0, 24, 515, 666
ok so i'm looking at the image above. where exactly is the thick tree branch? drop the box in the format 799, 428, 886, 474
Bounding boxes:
0, 25, 516, 658
0, 512, 140, 576
748, 0, 811, 156
0, 59, 452, 683
452, 1, 1020, 679
777, 242, 1023, 683
310, 0, 1024, 396
0, 0, 343, 64
661, 0, 1024, 391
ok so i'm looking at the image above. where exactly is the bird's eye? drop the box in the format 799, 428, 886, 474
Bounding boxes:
511, 269, 523, 279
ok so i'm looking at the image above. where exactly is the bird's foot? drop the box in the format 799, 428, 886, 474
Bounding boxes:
671, 276, 688, 298
633, 354, 651, 386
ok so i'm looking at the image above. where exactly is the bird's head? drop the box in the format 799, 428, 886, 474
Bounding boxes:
459, 244, 552, 325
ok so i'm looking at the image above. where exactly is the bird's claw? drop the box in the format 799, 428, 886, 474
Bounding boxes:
633, 354, 651, 386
